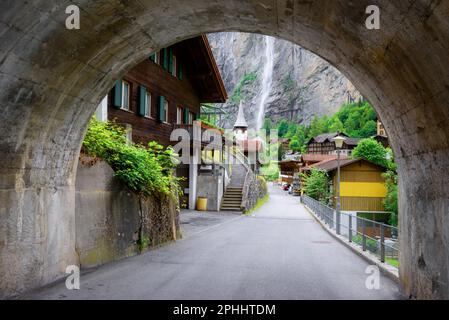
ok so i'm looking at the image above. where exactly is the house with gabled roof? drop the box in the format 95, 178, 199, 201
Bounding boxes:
302, 156, 388, 212
95, 35, 228, 210
306, 132, 360, 155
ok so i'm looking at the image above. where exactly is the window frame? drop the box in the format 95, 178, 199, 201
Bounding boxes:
121, 80, 130, 111
144, 91, 152, 118
164, 99, 169, 123
176, 106, 183, 125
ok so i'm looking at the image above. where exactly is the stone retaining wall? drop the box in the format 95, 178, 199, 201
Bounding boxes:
75, 159, 180, 268
242, 175, 268, 213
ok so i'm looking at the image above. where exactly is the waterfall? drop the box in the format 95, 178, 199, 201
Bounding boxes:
256, 36, 275, 131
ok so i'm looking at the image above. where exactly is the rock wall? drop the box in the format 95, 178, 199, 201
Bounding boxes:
207, 32, 361, 129
75, 159, 180, 269
242, 175, 268, 213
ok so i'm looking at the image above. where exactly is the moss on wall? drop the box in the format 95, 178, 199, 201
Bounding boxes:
75, 160, 180, 269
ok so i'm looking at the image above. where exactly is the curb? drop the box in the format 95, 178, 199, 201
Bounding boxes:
303, 204, 400, 284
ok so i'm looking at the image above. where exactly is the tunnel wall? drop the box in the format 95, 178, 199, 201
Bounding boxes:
0, 0, 449, 299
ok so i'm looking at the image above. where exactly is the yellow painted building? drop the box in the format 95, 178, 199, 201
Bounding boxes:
315, 158, 387, 211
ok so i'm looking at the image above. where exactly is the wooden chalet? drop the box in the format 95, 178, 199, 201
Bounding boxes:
306, 132, 360, 155
103, 35, 227, 146
95, 35, 228, 210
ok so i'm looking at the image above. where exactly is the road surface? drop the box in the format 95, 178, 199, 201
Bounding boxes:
25, 184, 401, 300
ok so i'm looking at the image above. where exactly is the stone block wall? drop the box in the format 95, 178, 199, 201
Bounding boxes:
75, 159, 180, 269
242, 175, 268, 213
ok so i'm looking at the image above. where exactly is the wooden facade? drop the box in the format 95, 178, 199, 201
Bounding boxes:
101, 35, 227, 209
307, 141, 336, 154
306, 132, 360, 155
107, 35, 227, 147
279, 160, 301, 184
329, 160, 387, 212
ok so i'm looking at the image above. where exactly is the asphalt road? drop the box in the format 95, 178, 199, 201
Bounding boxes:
26, 184, 401, 300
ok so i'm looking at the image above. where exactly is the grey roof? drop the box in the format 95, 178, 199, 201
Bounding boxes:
311, 132, 348, 144
313, 158, 361, 172
233, 101, 248, 129
313, 157, 387, 172
307, 132, 360, 146
344, 137, 361, 146
313, 132, 339, 143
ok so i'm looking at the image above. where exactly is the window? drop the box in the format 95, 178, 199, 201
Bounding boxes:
164, 99, 169, 123
172, 55, 177, 77
145, 92, 152, 118
121, 81, 130, 111
161, 48, 168, 71
138, 86, 152, 118
177, 61, 183, 80
177, 106, 182, 125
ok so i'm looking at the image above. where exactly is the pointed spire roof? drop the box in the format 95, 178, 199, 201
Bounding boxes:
234, 101, 248, 129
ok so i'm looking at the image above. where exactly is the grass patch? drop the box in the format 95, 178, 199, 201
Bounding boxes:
245, 194, 269, 215
386, 257, 399, 268
352, 234, 379, 253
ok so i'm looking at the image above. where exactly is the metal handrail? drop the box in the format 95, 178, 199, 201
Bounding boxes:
302, 194, 399, 264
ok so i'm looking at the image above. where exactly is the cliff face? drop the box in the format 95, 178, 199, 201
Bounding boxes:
207, 32, 361, 130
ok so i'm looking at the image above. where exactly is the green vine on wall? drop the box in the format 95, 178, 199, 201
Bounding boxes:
82, 118, 181, 200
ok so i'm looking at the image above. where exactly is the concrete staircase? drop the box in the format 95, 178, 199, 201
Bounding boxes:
221, 164, 247, 212
220, 187, 244, 211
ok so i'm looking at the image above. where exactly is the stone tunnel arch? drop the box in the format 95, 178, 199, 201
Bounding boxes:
0, 0, 448, 299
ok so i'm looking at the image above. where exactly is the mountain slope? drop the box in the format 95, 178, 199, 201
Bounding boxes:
207, 32, 361, 129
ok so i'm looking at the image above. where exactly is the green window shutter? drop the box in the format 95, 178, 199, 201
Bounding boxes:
178, 62, 183, 80
149, 53, 156, 63
162, 48, 168, 71
158, 96, 166, 122
183, 107, 189, 124
138, 86, 146, 116
195, 113, 199, 121
168, 48, 173, 74
113, 80, 122, 109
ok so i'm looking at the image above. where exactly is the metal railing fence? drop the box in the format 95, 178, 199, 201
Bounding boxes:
302, 194, 399, 265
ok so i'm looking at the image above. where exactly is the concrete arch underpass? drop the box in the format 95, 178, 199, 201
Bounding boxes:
0, 0, 448, 299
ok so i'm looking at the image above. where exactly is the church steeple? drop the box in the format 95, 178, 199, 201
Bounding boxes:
233, 101, 248, 142
233, 101, 248, 130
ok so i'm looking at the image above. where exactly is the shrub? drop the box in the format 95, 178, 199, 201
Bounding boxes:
82, 118, 180, 199
352, 138, 389, 168
289, 137, 301, 152
301, 168, 330, 203
260, 162, 280, 181
353, 235, 378, 253
383, 169, 398, 226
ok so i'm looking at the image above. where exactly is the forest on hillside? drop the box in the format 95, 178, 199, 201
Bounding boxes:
262, 101, 378, 153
